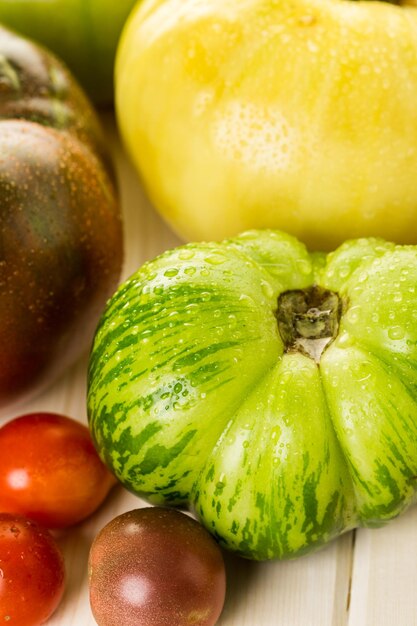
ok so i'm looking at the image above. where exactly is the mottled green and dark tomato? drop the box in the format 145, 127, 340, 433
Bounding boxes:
0, 513, 65, 626
0, 0, 137, 105
0, 26, 123, 409
88, 230, 417, 560
89, 507, 226, 626
0, 412, 117, 528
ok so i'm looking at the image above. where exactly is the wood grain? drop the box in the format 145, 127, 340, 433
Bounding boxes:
2, 113, 417, 626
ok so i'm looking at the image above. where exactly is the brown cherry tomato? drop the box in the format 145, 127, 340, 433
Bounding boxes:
88, 507, 226, 626
0, 412, 117, 528
0, 513, 65, 626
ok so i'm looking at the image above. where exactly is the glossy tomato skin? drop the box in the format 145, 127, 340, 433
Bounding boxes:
0, 26, 123, 410
116, 0, 417, 250
87, 230, 417, 560
0, 514, 65, 626
89, 507, 226, 626
0, 413, 117, 528
0, 0, 137, 104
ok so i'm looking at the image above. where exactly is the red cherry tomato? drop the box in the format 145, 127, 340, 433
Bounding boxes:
0, 412, 117, 528
0, 513, 65, 626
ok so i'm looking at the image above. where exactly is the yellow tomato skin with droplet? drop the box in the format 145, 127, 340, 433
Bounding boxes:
116, 0, 417, 250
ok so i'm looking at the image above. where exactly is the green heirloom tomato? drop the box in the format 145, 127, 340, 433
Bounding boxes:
87, 230, 417, 560
116, 0, 417, 250
0, 0, 137, 105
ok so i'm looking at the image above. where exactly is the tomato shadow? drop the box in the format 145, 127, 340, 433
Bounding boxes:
52, 526, 94, 618
220, 550, 262, 622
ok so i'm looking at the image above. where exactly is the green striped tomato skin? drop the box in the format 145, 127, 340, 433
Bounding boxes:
88, 230, 417, 560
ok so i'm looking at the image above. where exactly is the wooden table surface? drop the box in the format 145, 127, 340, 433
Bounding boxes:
3, 113, 417, 626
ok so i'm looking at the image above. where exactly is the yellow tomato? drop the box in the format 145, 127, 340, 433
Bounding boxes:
116, 0, 417, 250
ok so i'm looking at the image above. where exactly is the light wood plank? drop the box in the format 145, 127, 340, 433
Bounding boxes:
349, 507, 417, 626
221, 532, 353, 626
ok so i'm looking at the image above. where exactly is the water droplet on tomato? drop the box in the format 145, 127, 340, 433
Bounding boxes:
345, 306, 361, 324
179, 249, 195, 260
261, 280, 274, 299
205, 254, 227, 265
164, 268, 179, 278
388, 326, 405, 340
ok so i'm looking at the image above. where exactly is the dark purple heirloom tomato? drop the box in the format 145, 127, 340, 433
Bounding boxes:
0, 26, 123, 409
88, 507, 226, 626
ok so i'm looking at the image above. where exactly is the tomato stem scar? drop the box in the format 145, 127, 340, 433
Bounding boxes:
276, 286, 342, 363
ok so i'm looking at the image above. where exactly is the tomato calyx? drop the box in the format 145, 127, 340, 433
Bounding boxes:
276, 286, 342, 363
